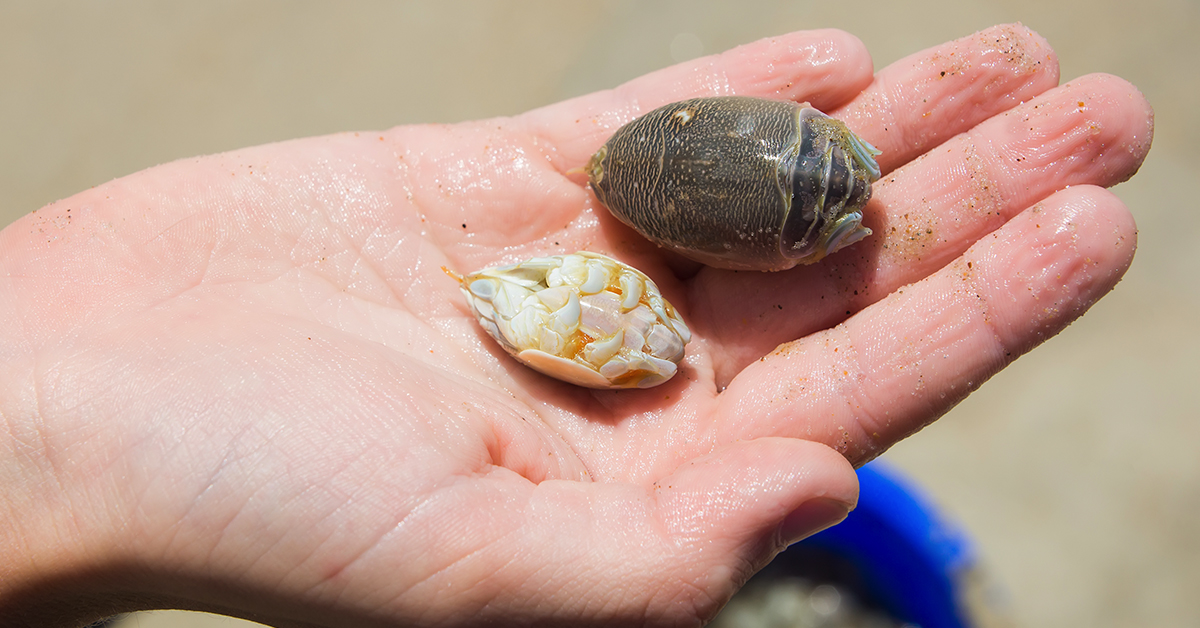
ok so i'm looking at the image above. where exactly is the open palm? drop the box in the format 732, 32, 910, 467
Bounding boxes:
0, 25, 1150, 627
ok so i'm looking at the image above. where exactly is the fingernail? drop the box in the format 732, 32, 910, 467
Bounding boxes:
778, 497, 852, 546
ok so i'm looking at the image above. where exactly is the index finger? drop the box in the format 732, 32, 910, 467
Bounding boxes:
522, 28, 875, 168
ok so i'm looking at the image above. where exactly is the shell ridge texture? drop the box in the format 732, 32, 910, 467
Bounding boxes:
458, 252, 690, 389
588, 96, 880, 271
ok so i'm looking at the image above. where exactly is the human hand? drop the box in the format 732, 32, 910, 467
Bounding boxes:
0, 24, 1150, 627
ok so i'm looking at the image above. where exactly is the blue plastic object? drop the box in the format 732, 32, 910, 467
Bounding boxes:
785, 460, 978, 628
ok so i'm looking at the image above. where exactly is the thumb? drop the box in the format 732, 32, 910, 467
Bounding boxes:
360, 439, 858, 627
655, 437, 859, 573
